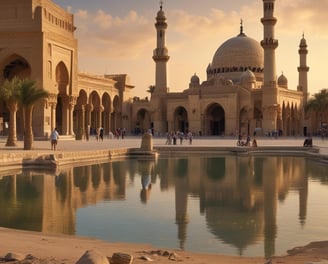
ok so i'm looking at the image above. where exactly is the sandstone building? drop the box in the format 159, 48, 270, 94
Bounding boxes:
132, 0, 309, 137
0, 0, 309, 139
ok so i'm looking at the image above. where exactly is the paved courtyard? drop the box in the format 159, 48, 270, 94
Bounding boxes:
1, 135, 328, 155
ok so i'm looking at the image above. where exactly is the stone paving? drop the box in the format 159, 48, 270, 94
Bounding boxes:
1, 135, 328, 155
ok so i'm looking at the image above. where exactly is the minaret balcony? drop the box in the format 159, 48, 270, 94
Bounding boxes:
260, 38, 278, 49
153, 48, 169, 57
298, 66, 309, 72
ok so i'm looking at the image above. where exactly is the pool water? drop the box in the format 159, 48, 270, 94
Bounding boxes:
0, 153, 328, 258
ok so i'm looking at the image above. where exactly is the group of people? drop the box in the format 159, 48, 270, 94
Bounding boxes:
165, 131, 193, 145
237, 133, 257, 147
85, 126, 126, 141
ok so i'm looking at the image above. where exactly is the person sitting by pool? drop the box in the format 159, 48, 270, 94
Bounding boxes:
303, 136, 313, 147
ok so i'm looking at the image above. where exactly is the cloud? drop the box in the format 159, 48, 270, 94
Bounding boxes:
74, 9, 154, 59
277, 0, 328, 37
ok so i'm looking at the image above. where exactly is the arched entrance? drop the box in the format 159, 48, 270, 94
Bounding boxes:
135, 108, 151, 135
111, 95, 120, 133
239, 108, 249, 135
102, 93, 112, 134
173, 106, 188, 133
0, 55, 31, 137
205, 103, 225, 136
74, 89, 88, 139
89, 91, 101, 132
55, 61, 69, 135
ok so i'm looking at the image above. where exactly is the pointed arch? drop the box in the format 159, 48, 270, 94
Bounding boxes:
239, 107, 249, 135
135, 108, 151, 135
0, 54, 32, 137
173, 106, 188, 133
102, 92, 112, 134
55, 61, 70, 134
111, 95, 121, 132
1, 54, 31, 80
204, 103, 225, 136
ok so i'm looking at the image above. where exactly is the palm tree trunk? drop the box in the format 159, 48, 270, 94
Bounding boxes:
5, 101, 18, 147
23, 105, 34, 150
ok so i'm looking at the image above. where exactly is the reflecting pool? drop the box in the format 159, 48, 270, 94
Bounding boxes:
1, 153, 328, 258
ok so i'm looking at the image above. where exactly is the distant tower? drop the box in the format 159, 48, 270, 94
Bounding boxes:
150, 1, 170, 133
298, 34, 309, 103
153, 1, 170, 94
261, 0, 279, 133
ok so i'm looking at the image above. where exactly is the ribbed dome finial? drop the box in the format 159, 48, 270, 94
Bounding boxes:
238, 19, 246, 37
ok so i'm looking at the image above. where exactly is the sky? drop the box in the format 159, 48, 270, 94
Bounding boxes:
53, 0, 328, 99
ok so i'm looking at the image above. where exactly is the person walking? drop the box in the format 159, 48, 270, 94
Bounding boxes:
50, 128, 59, 150
99, 127, 104, 141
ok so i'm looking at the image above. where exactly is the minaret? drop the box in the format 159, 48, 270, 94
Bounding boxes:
298, 34, 309, 103
151, 1, 169, 133
261, 0, 279, 133
153, 1, 169, 95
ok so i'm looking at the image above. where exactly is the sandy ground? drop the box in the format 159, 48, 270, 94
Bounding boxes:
1, 228, 328, 264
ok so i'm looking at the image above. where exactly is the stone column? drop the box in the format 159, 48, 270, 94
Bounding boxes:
68, 96, 77, 136
48, 94, 57, 132
85, 104, 93, 129
97, 106, 104, 129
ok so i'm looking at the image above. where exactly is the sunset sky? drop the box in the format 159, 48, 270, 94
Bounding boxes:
53, 0, 328, 98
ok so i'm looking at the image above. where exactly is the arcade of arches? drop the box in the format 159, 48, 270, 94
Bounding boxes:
133, 102, 301, 137
0, 54, 128, 139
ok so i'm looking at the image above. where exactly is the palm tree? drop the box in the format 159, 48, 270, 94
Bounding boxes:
305, 88, 328, 125
19, 79, 49, 150
0, 77, 21, 146
305, 89, 328, 120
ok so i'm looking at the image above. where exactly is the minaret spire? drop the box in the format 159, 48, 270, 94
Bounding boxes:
298, 33, 309, 102
151, 3, 170, 133
238, 19, 246, 37
261, 0, 279, 134
152, 2, 169, 94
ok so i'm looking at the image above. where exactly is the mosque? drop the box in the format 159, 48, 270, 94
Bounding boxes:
0, 0, 309, 139
132, 0, 309, 137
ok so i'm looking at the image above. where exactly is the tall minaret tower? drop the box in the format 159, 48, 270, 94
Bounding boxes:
261, 0, 279, 133
150, 1, 169, 133
153, 1, 169, 95
298, 34, 309, 103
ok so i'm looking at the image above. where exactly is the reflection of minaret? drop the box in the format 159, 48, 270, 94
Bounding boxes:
175, 176, 189, 250
263, 156, 278, 258
261, 0, 279, 133
298, 160, 308, 226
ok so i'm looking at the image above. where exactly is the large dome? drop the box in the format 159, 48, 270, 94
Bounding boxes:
211, 32, 264, 71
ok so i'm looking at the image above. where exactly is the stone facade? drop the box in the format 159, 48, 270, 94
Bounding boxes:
0, 0, 309, 139
132, 1, 309, 137
0, 0, 133, 139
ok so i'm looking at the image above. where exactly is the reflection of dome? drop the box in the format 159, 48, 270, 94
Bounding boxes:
206, 206, 263, 254
278, 73, 288, 88
211, 33, 264, 70
240, 69, 256, 84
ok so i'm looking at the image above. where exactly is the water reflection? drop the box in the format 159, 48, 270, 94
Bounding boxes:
0, 154, 327, 258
